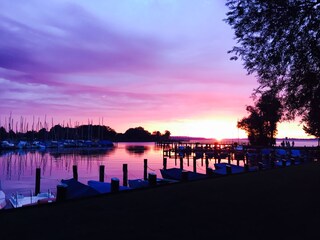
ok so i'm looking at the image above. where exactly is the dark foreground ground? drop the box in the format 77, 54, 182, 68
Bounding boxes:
1, 162, 320, 240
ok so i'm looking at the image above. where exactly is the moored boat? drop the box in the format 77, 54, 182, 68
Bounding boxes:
0, 190, 6, 210
213, 163, 257, 175
9, 191, 55, 208
160, 168, 208, 181
87, 180, 130, 193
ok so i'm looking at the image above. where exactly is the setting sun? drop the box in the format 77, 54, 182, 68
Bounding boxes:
144, 117, 247, 140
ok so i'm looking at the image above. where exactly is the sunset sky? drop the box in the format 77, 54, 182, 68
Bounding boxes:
0, 0, 311, 139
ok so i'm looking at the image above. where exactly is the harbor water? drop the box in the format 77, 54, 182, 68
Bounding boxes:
0, 142, 208, 197
0, 139, 318, 198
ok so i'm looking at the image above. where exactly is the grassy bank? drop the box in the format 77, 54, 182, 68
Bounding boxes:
1, 161, 320, 239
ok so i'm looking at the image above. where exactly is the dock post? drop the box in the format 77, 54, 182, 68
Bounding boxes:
205, 156, 209, 169
244, 164, 249, 172
123, 164, 128, 187
111, 177, 120, 193
193, 157, 197, 172
99, 165, 105, 182
144, 159, 148, 180
180, 157, 183, 169
206, 167, 213, 177
148, 173, 157, 186
163, 157, 167, 170
56, 183, 67, 202
226, 165, 232, 175
228, 154, 231, 165
181, 170, 189, 182
35, 168, 41, 195
73, 165, 78, 181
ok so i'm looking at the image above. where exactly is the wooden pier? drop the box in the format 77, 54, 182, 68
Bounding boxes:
158, 140, 320, 168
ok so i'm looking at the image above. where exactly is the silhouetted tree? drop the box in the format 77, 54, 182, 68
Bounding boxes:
163, 130, 171, 140
226, 0, 320, 137
152, 131, 161, 141
124, 127, 152, 141
49, 125, 64, 140
38, 128, 48, 140
237, 91, 283, 146
0, 127, 8, 140
303, 91, 320, 145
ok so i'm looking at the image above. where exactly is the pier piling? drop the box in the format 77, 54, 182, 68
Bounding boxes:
206, 167, 213, 177
111, 178, 120, 193
123, 164, 128, 187
181, 170, 189, 182
148, 173, 157, 186
193, 157, 197, 173
226, 165, 232, 175
205, 156, 209, 169
73, 165, 78, 181
144, 159, 148, 180
56, 184, 67, 202
180, 157, 183, 170
163, 157, 167, 170
244, 164, 249, 172
99, 165, 105, 182
35, 168, 41, 195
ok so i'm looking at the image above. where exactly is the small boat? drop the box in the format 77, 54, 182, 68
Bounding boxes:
128, 178, 176, 189
9, 191, 55, 208
60, 178, 100, 200
98, 140, 114, 148
160, 168, 208, 181
0, 181, 6, 209
1, 141, 15, 150
275, 149, 287, 160
213, 163, 256, 175
126, 145, 149, 154
0, 190, 6, 210
87, 180, 130, 193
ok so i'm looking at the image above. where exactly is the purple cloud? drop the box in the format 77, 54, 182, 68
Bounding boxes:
0, 4, 166, 80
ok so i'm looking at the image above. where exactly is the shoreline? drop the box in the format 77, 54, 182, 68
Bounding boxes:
0, 161, 320, 239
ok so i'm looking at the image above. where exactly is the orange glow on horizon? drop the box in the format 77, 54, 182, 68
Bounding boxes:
144, 118, 313, 140
144, 117, 247, 140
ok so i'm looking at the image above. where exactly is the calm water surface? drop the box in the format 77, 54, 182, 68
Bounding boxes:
1, 139, 318, 197
0, 142, 208, 197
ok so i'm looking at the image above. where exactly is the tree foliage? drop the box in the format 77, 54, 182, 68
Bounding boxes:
225, 0, 320, 137
303, 90, 320, 138
237, 91, 283, 146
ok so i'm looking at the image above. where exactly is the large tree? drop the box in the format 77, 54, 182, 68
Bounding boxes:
302, 89, 320, 143
225, 0, 320, 137
238, 91, 283, 146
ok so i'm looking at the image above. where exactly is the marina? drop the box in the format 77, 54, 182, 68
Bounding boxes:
0, 139, 319, 209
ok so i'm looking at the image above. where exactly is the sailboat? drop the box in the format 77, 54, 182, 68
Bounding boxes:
0, 181, 6, 209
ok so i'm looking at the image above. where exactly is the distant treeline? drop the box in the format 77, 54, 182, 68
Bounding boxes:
0, 125, 171, 142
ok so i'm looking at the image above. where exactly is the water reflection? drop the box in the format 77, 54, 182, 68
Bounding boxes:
125, 145, 150, 155
0, 142, 169, 196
